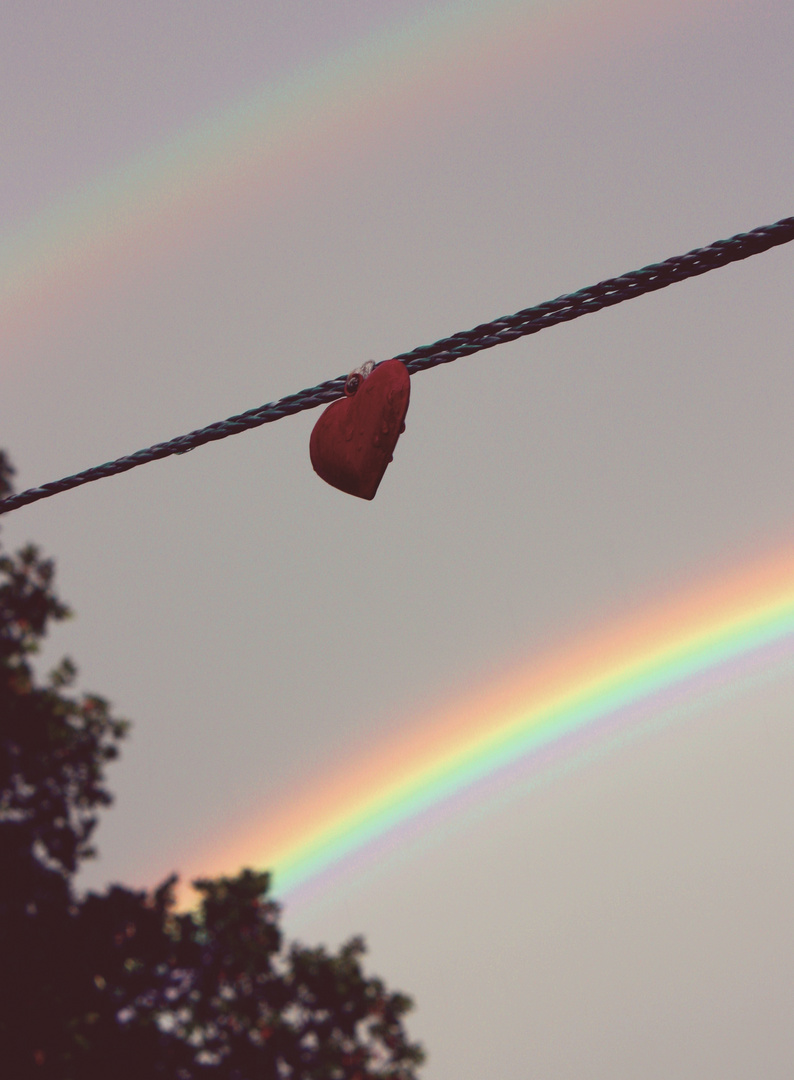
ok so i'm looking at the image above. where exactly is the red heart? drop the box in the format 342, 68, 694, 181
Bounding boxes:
310, 360, 410, 500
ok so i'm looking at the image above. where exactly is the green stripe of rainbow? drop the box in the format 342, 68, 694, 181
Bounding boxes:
182, 548, 794, 907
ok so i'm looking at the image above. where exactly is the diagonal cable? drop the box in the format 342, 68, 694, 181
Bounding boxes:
1, 215, 793, 516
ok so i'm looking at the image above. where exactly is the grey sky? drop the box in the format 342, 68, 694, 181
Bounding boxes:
2, 1, 794, 1076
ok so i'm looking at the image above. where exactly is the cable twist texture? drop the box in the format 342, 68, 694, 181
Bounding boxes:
1, 215, 792, 516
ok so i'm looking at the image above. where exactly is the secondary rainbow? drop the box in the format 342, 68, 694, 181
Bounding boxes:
1, 0, 715, 344
180, 547, 794, 909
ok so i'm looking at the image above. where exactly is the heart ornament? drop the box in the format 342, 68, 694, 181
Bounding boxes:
310, 359, 410, 500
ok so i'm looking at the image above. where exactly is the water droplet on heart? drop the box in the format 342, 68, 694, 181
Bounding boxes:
381, 421, 390, 435
373, 434, 381, 447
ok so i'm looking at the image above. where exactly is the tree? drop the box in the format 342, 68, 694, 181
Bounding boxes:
0, 452, 424, 1079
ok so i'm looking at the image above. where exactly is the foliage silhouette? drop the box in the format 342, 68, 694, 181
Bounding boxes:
0, 452, 424, 1079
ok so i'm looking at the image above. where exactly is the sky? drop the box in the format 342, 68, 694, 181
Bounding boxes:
2, 1, 794, 1076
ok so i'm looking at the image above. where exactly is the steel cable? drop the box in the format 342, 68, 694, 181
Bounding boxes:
1, 215, 792, 516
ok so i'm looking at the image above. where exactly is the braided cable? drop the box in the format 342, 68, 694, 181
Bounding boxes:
2, 215, 792, 516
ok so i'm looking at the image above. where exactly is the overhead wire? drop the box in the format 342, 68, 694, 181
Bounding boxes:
1, 215, 792, 516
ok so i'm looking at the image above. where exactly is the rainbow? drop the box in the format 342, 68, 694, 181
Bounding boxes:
1, 0, 710, 345
5, 0, 771, 904
181, 547, 794, 909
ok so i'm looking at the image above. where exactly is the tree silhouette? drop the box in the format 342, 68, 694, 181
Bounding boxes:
0, 452, 424, 1079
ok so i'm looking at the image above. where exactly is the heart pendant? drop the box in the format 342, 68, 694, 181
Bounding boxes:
310, 359, 410, 500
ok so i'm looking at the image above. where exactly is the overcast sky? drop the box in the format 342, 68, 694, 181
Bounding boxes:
2, 2, 794, 1076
